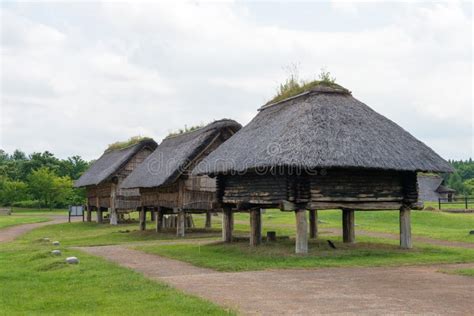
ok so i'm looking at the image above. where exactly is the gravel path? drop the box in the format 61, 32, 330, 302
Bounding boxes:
0, 215, 78, 243
79, 245, 474, 315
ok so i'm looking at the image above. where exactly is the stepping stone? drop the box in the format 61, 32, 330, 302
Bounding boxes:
51, 250, 61, 255
52, 241, 60, 246
65, 257, 79, 264
43, 238, 50, 242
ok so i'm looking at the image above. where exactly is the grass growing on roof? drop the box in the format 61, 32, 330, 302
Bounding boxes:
266, 69, 349, 105
106, 136, 151, 152
167, 124, 205, 138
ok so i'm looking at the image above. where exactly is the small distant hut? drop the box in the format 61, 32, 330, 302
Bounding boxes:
194, 85, 453, 253
120, 119, 241, 235
74, 138, 158, 224
418, 174, 456, 202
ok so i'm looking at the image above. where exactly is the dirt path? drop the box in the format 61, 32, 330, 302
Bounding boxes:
0, 215, 77, 243
79, 245, 474, 315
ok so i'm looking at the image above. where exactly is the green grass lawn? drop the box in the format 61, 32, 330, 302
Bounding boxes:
233, 209, 474, 244
137, 236, 474, 272
0, 242, 232, 315
0, 215, 232, 315
15, 219, 221, 247
0, 215, 50, 229
11, 207, 67, 216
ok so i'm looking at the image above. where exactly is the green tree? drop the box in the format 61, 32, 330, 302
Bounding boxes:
0, 177, 28, 206
28, 167, 74, 210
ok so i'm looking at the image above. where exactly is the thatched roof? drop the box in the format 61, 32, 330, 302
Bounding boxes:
74, 138, 158, 187
120, 119, 241, 189
194, 87, 453, 176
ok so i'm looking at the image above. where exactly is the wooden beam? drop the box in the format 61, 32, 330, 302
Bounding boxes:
109, 183, 118, 225
155, 207, 163, 232
309, 210, 318, 239
400, 206, 412, 249
205, 211, 212, 228
342, 209, 355, 243
97, 207, 103, 224
86, 205, 91, 222
176, 210, 185, 237
250, 209, 262, 246
139, 207, 146, 231
222, 207, 233, 242
309, 201, 402, 210
295, 209, 308, 254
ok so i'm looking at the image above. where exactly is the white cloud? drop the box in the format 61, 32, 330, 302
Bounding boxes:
0, 1, 472, 160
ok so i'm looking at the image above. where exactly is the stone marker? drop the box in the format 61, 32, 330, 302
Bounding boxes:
65, 257, 79, 264
52, 241, 60, 246
51, 250, 61, 255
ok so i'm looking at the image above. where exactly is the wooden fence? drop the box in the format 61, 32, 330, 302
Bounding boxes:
438, 196, 474, 210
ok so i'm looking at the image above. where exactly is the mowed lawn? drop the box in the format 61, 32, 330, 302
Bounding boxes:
0, 215, 50, 229
0, 224, 232, 315
233, 209, 474, 244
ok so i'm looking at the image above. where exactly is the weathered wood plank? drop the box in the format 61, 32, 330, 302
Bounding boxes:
222, 207, 233, 242
309, 210, 318, 239
295, 209, 308, 254
250, 209, 262, 246
342, 209, 355, 243
176, 210, 185, 237
400, 206, 412, 249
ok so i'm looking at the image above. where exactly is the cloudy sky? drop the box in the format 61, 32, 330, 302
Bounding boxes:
1, 1, 472, 161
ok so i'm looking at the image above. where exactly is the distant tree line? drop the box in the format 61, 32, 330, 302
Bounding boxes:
444, 159, 474, 196
0, 150, 90, 209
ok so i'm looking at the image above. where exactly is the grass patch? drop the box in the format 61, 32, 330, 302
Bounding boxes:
0, 215, 50, 229
11, 207, 66, 216
441, 268, 474, 277
0, 241, 232, 315
137, 236, 474, 272
233, 209, 474, 244
16, 216, 221, 247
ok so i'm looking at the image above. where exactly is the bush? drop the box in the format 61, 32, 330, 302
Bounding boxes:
11, 200, 41, 208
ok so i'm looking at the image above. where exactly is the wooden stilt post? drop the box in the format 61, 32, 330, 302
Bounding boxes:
309, 210, 318, 239
95, 195, 101, 223
400, 206, 412, 249
205, 211, 212, 228
86, 205, 92, 222
250, 208, 262, 246
150, 210, 156, 222
139, 207, 146, 231
295, 209, 308, 254
342, 209, 355, 243
222, 207, 233, 242
177, 210, 185, 237
97, 207, 103, 224
109, 183, 118, 225
155, 207, 163, 232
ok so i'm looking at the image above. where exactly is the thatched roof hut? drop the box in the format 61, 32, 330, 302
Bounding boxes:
121, 119, 241, 235
194, 85, 453, 253
75, 138, 158, 224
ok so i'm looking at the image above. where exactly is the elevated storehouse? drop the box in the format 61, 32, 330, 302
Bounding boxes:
194, 85, 453, 253
121, 119, 241, 235
75, 138, 158, 224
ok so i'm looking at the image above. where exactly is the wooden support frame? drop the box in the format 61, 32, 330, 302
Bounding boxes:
139, 207, 146, 231
176, 209, 185, 237
309, 209, 318, 239
97, 207, 103, 224
205, 211, 212, 228
86, 205, 92, 222
222, 207, 233, 242
109, 183, 118, 225
295, 209, 308, 254
250, 208, 262, 246
155, 207, 163, 232
400, 206, 412, 249
342, 209, 355, 243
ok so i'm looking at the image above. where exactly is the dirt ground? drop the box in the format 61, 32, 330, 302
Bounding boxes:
80, 245, 474, 315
